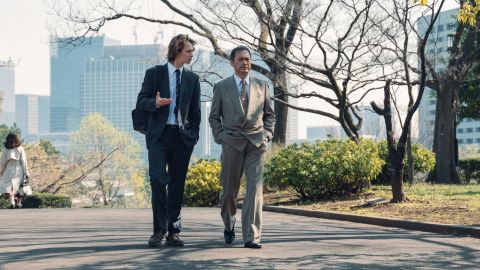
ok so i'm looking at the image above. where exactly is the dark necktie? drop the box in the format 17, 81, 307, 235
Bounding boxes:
240, 79, 248, 113
174, 69, 181, 119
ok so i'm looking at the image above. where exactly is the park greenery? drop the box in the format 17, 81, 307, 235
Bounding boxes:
0, 0, 479, 225
45, 0, 480, 204
265, 139, 385, 200
0, 194, 72, 209
266, 183, 480, 226
184, 159, 222, 207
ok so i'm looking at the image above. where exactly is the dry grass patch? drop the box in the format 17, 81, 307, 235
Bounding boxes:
264, 183, 480, 226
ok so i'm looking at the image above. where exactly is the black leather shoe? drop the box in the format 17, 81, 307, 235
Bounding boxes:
224, 228, 235, 244
244, 241, 262, 249
166, 233, 184, 247
148, 231, 166, 247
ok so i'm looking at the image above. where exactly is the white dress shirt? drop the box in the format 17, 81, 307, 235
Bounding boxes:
233, 73, 250, 99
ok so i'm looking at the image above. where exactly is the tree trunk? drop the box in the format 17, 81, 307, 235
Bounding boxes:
429, 80, 460, 183
407, 128, 414, 186
372, 81, 407, 203
272, 71, 288, 145
390, 167, 406, 202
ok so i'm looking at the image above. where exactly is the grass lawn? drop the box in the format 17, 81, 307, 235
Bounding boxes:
264, 183, 480, 226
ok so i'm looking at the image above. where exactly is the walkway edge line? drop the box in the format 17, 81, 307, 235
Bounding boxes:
261, 205, 480, 238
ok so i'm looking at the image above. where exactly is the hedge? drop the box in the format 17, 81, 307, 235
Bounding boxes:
264, 139, 384, 200
459, 158, 480, 183
374, 141, 435, 184
184, 159, 222, 207
0, 193, 72, 208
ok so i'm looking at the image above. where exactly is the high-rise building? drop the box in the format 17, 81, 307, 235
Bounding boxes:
417, 8, 480, 149
16, 94, 50, 141
286, 97, 299, 144
190, 50, 230, 160
50, 36, 120, 132
0, 60, 15, 126
38, 96, 50, 133
80, 44, 164, 152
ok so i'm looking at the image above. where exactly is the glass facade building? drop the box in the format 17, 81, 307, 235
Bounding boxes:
50, 36, 119, 132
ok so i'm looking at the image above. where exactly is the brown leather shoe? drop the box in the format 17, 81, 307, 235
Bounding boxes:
166, 233, 184, 247
148, 231, 166, 247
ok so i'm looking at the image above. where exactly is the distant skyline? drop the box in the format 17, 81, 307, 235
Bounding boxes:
0, 0, 461, 139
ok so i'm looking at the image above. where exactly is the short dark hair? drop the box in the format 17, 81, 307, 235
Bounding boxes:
167, 34, 196, 62
230, 46, 251, 61
4, 133, 21, 149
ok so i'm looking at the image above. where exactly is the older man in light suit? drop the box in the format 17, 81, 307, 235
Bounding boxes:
209, 46, 275, 249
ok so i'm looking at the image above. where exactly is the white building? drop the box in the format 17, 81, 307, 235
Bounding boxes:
417, 8, 480, 149
0, 60, 15, 126
15, 94, 50, 138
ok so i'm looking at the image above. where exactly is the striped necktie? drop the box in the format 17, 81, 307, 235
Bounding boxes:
240, 79, 248, 113
174, 69, 181, 119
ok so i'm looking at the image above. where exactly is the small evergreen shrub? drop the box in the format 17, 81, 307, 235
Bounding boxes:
265, 139, 384, 200
184, 159, 222, 207
375, 141, 435, 184
459, 158, 480, 183
0, 196, 10, 208
0, 193, 72, 208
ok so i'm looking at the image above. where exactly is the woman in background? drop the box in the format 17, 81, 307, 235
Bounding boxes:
0, 133, 30, 208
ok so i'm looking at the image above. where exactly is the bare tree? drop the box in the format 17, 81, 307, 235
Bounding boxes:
49, 0, 397, 144
49, 0, 307, 145
368, 0, 447, 202
425, 0, 480, 184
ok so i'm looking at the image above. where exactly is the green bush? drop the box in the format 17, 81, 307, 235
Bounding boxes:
264, 139, 384, 200
374, 141, 435, 184
0, 196, 10, 208
459, 158, 480, 183
0, 193, 72, 208
184, 159, 222, 207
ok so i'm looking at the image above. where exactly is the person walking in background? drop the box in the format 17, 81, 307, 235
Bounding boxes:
0, 133, 30, 209
209, 46, 275, 249
136, 34, 201, 247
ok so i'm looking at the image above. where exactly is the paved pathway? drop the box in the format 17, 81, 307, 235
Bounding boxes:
0, 208, 479, 269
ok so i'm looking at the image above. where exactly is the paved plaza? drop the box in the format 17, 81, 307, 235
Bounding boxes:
0, 208, 479, 269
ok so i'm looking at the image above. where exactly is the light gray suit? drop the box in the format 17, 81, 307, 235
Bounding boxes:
209, 75, 275, 243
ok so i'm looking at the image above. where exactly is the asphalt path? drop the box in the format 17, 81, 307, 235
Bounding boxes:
0, 208, 479, 269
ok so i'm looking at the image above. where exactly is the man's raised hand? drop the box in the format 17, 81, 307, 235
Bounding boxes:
155, 92, 173, 108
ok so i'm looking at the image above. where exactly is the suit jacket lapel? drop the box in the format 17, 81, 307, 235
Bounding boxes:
228, 75, 245, 116
246, 77, 259, 119
160, 64, 170, 98
179, 70, 192, 117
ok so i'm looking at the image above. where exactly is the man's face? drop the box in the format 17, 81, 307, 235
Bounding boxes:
177, 41, 195, 65
230, 50, 251, 77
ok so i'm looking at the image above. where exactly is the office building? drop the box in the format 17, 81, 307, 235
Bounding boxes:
80, 43, 164, 156
418, 8, 480, 148
0, 60, 15, 126
50, 36, 119, 132
15, 94, 50, 138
